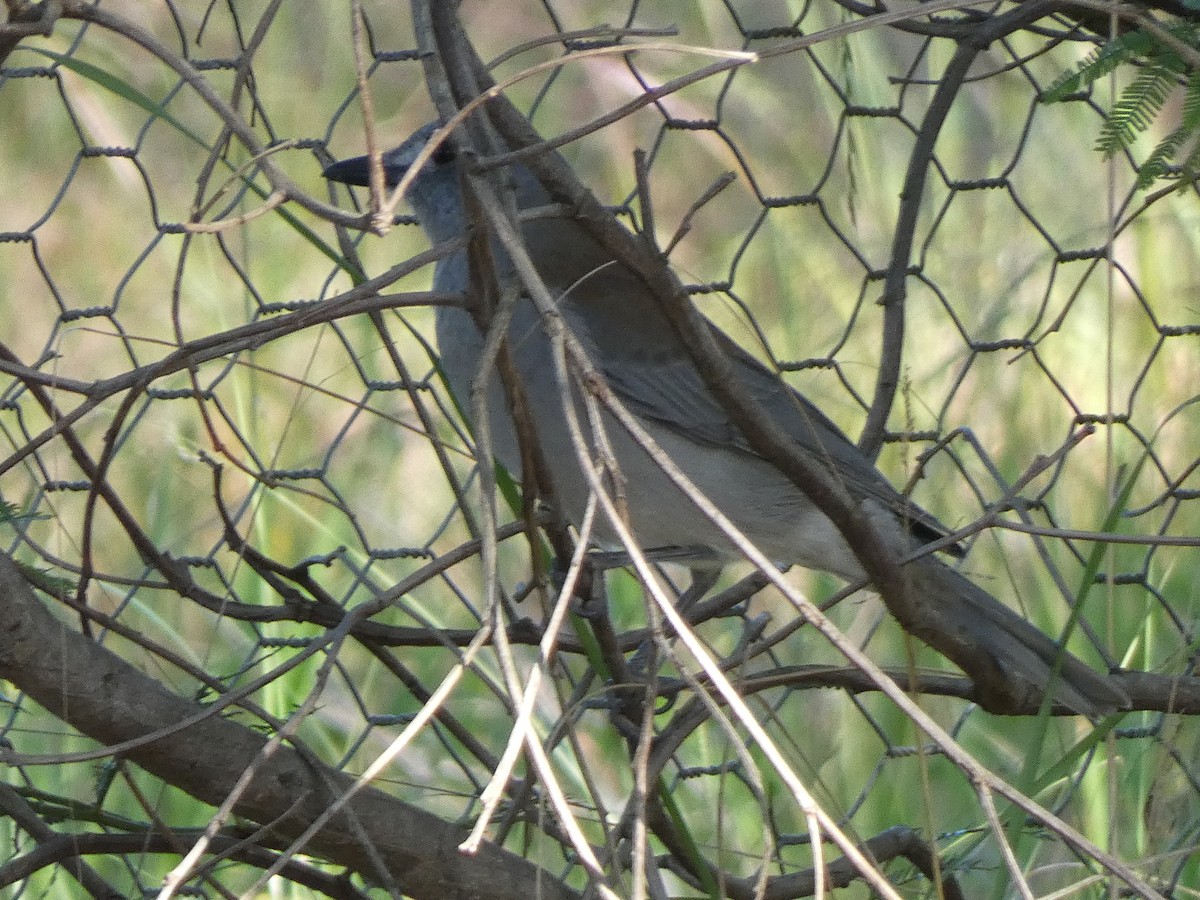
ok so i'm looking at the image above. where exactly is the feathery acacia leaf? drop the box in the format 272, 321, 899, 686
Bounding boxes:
1046, 23, 1200, 190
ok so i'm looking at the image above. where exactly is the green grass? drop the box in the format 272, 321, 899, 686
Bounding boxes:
0, 3, 1197, 897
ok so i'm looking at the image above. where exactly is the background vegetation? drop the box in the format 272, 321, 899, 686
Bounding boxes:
0, 0, 1198, 897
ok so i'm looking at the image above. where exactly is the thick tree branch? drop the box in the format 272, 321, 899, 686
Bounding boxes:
0, 554, 580, 900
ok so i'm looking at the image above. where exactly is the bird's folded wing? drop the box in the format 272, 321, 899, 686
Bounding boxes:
596, 321, 954, 546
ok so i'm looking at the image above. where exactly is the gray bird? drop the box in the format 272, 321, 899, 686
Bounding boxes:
324, 122, 1128, 716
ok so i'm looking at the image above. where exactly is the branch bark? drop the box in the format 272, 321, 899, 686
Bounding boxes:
0, 554, 580, 900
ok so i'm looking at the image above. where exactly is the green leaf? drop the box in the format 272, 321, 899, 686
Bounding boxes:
30, 47, 212, 150
1095, 66, 1175, 157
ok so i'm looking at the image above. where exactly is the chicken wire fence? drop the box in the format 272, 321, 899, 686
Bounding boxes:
0, 1, 1198, 898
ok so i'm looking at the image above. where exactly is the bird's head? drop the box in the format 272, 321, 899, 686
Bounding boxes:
322, 121, 551, 245
323, 121, 456, 190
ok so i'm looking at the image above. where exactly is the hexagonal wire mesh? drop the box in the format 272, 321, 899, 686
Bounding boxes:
0, 1, 1198, 897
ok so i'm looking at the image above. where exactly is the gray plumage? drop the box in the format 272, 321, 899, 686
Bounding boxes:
324, 123, 1128, 716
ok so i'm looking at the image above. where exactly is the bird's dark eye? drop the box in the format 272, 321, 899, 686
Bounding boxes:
431, 140, 457, 165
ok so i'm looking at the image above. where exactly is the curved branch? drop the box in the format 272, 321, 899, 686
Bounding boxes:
860, 40, 978, 458
0, 828, 367, 899
667, 825, 967, 900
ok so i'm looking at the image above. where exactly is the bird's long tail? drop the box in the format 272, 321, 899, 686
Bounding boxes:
899, 560, 1129, 716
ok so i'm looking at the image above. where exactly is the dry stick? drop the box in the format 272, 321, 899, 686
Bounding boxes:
485, 40, 1056, 711
629, 622, 656, 900
181, 142, 299, 232
601, 206, 1162, 890
158, 608, 369, 899
62, 1, 367, 227
415, 10, 626, 894
0, 287, 461, 479
462, 497, 599, 850
350, 0, 388, 232
423, 13, 814, 892
452, 27, 772, 888
181, 189, 286, 233
464, 101, 1165, 900
996, 521, 1200, 547
425, 10, 1157, 895
0, 519, 523, 769
981, 787, 1036, 900
0, 555, 582, 900
469, 81, 623, 900
464, 172, 903, 900
487, 24, 682, 69
239, 626, 499, 897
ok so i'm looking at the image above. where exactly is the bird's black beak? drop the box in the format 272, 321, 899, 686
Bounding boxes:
323, 154, 381, 187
